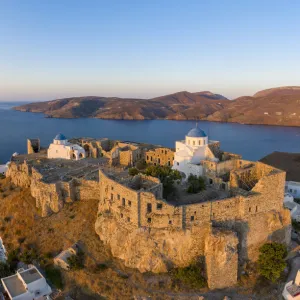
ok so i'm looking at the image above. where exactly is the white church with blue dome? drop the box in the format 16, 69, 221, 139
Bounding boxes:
173, 125, 219, 178
48, 133, 86, 160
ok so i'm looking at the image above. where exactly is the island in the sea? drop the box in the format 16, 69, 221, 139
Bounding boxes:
13, 86, 300, 126
0, 126, 291, 298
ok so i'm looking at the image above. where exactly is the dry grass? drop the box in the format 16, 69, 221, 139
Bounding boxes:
0, 177, 283, 300
0, 178, 177, 299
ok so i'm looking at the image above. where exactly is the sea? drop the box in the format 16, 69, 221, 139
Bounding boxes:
1, 101, 300, 163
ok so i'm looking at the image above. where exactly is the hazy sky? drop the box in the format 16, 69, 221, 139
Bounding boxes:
1, 0, 300, 101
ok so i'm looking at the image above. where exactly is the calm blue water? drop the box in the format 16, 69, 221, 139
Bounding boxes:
1, 101, 300, 163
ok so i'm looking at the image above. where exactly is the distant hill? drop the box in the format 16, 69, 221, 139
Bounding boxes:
205, 86, 300, 126
13, 91, 229, 120
13, 86, 300, 126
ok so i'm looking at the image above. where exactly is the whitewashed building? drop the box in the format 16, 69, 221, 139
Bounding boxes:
283, 270, 300, 299
0, 163, 9, 176
1, 266, 52, 300
286, 181, 300, 200
172, 125, 218, 178
0, 237, 7, 262
54, 243, 79, 270
48, 133, 86, 160
284, 193, 300, 222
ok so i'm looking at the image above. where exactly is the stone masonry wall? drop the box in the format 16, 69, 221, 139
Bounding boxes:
205, 228, 238, 289
145, 148, 174, 166
7, 156, 291, 288
95, 161, 291, 276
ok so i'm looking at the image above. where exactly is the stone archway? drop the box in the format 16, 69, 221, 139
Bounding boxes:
79, 153, 84, 159
83, 144, 90, 157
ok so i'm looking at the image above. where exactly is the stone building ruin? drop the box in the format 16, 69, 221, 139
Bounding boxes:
5, 133, 291, 290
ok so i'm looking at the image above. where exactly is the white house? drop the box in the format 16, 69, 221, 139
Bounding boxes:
284, 193, 300, 222
1, 266, 52, 300
54, 243, 79, 270
286, 182, 300, 200
283, 270, 300, 299
0, 237, 7, 262
0, 163, 9, 176
48, 133, 86, 160
172, 125, 218, 178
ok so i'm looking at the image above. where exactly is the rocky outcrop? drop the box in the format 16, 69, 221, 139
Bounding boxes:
7, 161, 100, 217
95, 207, 291, 276
95, 214, 210, 273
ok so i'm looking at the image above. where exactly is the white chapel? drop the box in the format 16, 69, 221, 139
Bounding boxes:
172, 125, 218, 178
48, 133, 86, 160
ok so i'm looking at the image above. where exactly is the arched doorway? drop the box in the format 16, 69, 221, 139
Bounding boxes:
83, 144, 90, 157
79, 153, 84, 159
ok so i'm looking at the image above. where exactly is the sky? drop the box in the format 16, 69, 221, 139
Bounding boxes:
0, 0, 300, 101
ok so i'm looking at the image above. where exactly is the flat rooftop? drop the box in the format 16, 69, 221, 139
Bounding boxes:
287, 283, 300, 297
2, 275, 26, 298
19, 267, 42, 284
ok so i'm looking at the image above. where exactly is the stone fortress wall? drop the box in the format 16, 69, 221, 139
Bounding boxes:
6, 137, 291, 290
94, 155, 290, 289
7, 157, 100, 217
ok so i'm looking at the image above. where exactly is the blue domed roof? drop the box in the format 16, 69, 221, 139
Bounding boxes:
54, 133, 67, 140
186, 127, 207, 138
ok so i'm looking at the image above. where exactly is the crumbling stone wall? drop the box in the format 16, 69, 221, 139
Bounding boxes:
205, 228, 238, 289
6, 152, 291, 289
119, 150, 133, 166
75, 179, 100, 201
99, 170, 140, 227
27, 139, 40, 154
208, 141, 221, 158
7, 161, 100, 216
145, 147, 174, 166
95, 160, 290, 280
6, 161, 31, 187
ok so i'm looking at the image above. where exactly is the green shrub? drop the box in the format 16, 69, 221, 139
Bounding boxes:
186, 175, 206, 193
7, 249, 20, 270
135, 159, 147, 170
95, 263, 108, 272
4, 216, 11, 223
144, 165, 181, 198
19, 248, 39, 264
257, 242, 287, 282
67, 251, 84, 270
45, 252, 53, 259
45, 266, 64, 289
128, 167, 139, 176
292, 220, 300, 231
172, 263, 207, 289
17, 237, 26, 244
0, 262, 12, 278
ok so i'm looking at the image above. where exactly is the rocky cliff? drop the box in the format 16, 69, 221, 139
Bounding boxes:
94, 207, 290, 277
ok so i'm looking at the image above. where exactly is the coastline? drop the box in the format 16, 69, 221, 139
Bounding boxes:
11, 107, 300, 128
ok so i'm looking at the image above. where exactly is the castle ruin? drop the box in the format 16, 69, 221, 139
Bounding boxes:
6, 133, 291, 290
